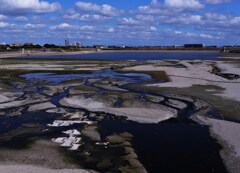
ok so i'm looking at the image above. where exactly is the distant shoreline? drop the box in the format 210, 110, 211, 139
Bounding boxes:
0, 49, 220, 59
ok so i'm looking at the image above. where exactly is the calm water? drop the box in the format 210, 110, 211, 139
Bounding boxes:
22, 51, 219, 61
20, 69, 152, 84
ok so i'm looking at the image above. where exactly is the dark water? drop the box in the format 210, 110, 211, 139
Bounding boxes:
0, 69, 227, 172
100, 118, 226, 173
21, 51, 219, 61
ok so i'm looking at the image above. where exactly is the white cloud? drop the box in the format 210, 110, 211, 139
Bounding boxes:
205, 0, 231, 4
204, 13, 227, 20
119, 18, 142, 25
0, 22, 10, 28
200, 34, 222, 39
50, 23, 73, 30
0, 0, 61, 15
14, 16, 29, 22
164, 0, 204, 10
108, 27, 114, 32
64, 12, 112, 22
24, 23, 45, 29
164, 14, 202, 25
0, 14, 7, 20
50, 23, 95, 31
75, 2, 120, 16
150, 26, 157, 31
151, 0, 159, 6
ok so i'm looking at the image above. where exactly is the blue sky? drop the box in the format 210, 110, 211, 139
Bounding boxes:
0, 0, 240, 46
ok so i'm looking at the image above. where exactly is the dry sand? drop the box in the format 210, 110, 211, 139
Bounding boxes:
124, 60, 240, 102
60, 96, 176, 123
0, 165, 95, 173
0, 51, 96, 59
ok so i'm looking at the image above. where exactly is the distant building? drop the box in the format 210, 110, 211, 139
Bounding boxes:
12, 43, 23, 47
184, 44, 204, 48
74, 41, 81, 47
65, 38, 70, 47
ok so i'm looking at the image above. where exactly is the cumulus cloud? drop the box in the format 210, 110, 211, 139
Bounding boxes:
200, 34, 219, 39
0, 14, 7, 20
150, 26, 157, 31
24, 23, 45, 29
164, 0, 204, 10
14, 16, 29, 22
64, 11, 112, 22
75, 2, 120, 16
0, 22, 10, 28
50, 23, 95, 31
0, 0, 61, 15
119, 18, 142, 25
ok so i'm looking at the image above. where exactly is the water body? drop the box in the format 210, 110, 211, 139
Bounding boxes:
20, 69, 152, 84
0, 70, 226, 172
21, 51, 219, 61
100, 118, 226, 173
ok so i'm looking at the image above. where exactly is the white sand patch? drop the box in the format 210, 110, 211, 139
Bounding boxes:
0, 99, 47, 109
104, 107, 175, 123
28, 102, 56, 112
217, 61, 240, 76
215, 83, 240, 102
60, 96, 176, 124
0, 94, 10, 103
62, 96, 104, 110
47, 120, 94, 127
125, 61, 240, 102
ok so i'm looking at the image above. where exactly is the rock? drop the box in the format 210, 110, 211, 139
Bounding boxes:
28, 102, 56, 112
42, 86, 64, 96
82, 126, 101, 141
64, 112, 85, 120
145, 94, 164, 103
167, 99, 187, 110
46, 108, 67, 114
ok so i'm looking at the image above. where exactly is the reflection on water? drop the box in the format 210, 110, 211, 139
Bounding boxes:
20, 69, 151, 84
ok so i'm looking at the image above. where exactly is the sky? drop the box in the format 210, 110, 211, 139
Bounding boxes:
0, 0, 240, 46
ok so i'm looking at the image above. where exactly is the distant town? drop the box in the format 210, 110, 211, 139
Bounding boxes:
1, 38, 240, 54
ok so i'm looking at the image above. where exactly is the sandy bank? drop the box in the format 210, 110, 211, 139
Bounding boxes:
60, 96, 176, 124
0, 165, 95, 173
124, 60, 240, 102
196, 116, 240, 173
0, 51, 96, 59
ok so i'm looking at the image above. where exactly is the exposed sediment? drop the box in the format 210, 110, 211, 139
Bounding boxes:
60, 96, 177, 124
196, 116, 240, 173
